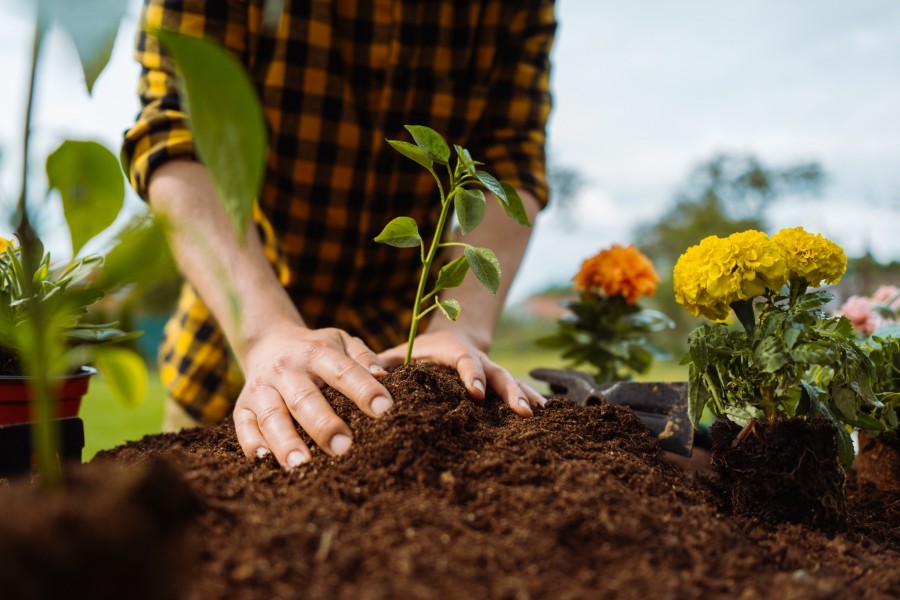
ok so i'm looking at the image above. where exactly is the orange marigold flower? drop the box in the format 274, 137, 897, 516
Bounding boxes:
573, 244, 659, 305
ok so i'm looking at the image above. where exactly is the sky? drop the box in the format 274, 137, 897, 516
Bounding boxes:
1, 0, 899, 304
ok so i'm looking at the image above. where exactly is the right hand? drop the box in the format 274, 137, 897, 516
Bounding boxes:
232, 324, 393, 469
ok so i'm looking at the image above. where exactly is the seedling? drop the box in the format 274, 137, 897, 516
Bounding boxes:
375, 126, 531, 364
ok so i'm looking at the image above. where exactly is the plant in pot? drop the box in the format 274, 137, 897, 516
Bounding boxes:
535, 243, 673, 383
674, 227, 881, 533
1, 1, 162, 487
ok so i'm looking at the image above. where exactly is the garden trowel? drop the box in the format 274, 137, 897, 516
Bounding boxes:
529, 368, 693, 456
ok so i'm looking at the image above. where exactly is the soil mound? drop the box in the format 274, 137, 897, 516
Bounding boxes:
95, 363, 900, 600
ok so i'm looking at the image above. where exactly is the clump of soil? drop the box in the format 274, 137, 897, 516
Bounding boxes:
84, 363, 900, 599
709, 418, 847, 534
855, 430, 900, 493
0, 365, 900, 600
0, 459, 199, 600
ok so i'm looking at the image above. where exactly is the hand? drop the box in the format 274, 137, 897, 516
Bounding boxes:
233, 324, 393, 469
378, 329, 546, 417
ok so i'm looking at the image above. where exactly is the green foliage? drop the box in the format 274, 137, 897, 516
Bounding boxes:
375, 125, 530, 363
46, 141, 124, 256
157, 30, 268, 242
858, 327, 900, 441
684, 284, 878, 468
537, 293, 673, 384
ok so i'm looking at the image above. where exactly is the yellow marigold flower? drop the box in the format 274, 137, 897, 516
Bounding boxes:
771, 227, 846, 286
0, 238, 12, 254
673, 231, 787, 320
573, 244, 659, 305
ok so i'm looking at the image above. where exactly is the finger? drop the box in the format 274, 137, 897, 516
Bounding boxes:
454, 352, 487, 400
312, 351, 394, 418
520, 381, 548, 407
484, 363, 534, 418
342, 333, 387, 377
281, 378, 355, 456
235, 384, 312, 469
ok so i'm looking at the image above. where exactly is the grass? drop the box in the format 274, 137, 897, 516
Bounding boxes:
79, 370, 166, 460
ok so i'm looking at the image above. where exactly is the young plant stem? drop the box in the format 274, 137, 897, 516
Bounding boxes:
18, 21, 62, 489
731, 299, 756, 337
404, 172, 455, 364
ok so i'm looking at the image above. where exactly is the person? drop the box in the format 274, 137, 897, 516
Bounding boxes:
122, 0, 556, 470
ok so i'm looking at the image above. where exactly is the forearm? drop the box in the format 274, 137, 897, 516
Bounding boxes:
427, 188, 542, 351
147, 159, 304, 366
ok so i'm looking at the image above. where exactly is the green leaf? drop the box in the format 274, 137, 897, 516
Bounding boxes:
455, 189, 486, 235
464, 247, 501, 295
46, 141, 124, 256
754, 336, 787, 373
404, 125, 450, 165
872, 324, 900, 340
158, 30, 267, 242
387, 140, 434, 173
793, 291, 833, 311
91, 346, 148, 409
374, 217, 421, 248
100, 214, 175, 288
436, 298, 461, 321
454, 145, 477, 175
474, 171, 508, 204
830, 385, 858, 423
39, 0, 126, 93
687, 364, 709, 427
434, 256, 469, 291
499, 182, 531, 226
791, 342, 837, 365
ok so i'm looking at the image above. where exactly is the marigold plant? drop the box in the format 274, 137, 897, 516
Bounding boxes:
677, 227, 882, 467
538, 245, 673, 383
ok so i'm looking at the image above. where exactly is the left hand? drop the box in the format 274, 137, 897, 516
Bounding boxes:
378, 329, 546, 417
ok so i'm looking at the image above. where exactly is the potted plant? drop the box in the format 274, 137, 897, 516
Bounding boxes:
535, 243, 673, 383
1, 0, 170, 487
674, 227, 882, 532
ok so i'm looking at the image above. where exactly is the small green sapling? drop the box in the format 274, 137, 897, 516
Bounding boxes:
375, 126, 531, 364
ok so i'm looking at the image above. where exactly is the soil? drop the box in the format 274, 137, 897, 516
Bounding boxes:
6, 362, 900, 599
856, 431, 900, 493
709, 419, 847, 534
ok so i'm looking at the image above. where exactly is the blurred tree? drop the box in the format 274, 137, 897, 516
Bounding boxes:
635, 153, 826, 356
546, 162, 585, 215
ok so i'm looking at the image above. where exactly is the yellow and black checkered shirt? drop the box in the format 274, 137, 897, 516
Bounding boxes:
123, 0, 555, 424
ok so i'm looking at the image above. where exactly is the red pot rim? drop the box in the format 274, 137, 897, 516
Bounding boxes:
0, 365, 97, 382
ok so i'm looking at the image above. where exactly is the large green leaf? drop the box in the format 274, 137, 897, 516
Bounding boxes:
455, 189, 485, 235
404, 125, 450, 165
158, 30, 267, 242
39, 0, 126, 93
464, 246, 500, 295
434, 256, 469, 291
499, 182, 531, 226
474, 171, 507, 204
387, 140, 434, 173
46, 141, 124, 257
92, 346, 148, 409
374, 217, 422, 248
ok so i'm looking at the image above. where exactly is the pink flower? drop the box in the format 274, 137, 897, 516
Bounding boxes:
839, 296, 877, 334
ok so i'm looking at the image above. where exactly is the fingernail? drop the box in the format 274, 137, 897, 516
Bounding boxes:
372, 395, 393, 416
255, 447, 269, 459
537, 396, 548, 407
369, 364, 387, 377
287, 450, 308, 468
330, 434, 353, 456
518, 398, 533, 414
473, 380, 485, 394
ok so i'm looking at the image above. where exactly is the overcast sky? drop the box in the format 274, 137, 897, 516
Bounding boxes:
2, 0, 899, 303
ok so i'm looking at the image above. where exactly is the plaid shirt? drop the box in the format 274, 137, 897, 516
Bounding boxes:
123, 0, 555, 424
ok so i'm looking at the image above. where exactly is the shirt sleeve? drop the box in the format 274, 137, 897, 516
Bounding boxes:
468, 0, 556, 208
122, 0, 257, 200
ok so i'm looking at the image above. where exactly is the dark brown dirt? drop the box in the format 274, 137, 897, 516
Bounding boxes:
9, 362, 899, 599
709, 418, 848, 534
856, 431, 900, 493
